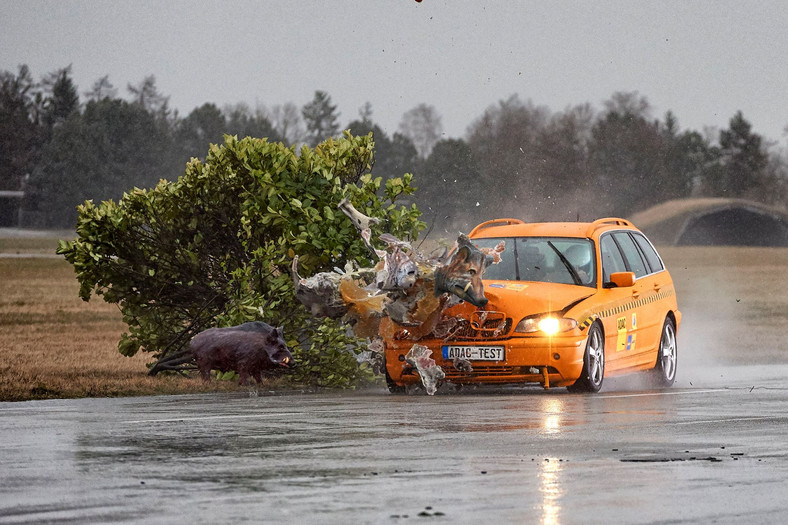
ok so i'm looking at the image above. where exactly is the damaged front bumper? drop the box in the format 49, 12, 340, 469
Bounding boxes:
385, 333, 587, 389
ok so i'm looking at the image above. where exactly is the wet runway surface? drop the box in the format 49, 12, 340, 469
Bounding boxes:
1, 365, 787, 524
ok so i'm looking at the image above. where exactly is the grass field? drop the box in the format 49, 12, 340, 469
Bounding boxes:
0, 237, 271, 401
658, 245, 788, 368
1, 234, 786, 401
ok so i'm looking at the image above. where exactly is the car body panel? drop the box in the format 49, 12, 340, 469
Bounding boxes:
384, 218, 681, 390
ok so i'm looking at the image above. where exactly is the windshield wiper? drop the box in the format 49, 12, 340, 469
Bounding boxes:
547, 241, 582, 286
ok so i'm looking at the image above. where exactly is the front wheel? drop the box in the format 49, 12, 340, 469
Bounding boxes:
385, 368, 406, 395
568, 323, 605, 393
652, 317, 677, 387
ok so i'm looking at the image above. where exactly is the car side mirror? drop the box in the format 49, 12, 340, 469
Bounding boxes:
606, 271, 636, 288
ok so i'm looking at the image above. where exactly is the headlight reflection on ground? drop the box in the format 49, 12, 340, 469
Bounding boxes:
540, 457, 563, 525
539, 397, 567, 524
542, 397, 564, 435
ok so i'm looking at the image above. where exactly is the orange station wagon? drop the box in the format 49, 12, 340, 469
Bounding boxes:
384, 218, 681, 393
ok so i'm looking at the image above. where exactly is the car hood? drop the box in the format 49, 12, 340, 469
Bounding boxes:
480, 280, 596, 318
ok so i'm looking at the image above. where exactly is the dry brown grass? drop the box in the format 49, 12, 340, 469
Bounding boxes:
1, 234, 786, 401
658, 246, 788, 366
0, 247, 284, 401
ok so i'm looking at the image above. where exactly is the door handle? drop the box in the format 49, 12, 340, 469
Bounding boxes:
653, 282, 662, 292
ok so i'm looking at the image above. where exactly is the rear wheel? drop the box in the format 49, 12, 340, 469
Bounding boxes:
568, 323, 605, 393
652, 317, 677, 387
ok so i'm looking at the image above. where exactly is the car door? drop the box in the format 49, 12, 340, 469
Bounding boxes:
597, 233, 635, 373
610, 231, 658, 369
629, 232, 670, 355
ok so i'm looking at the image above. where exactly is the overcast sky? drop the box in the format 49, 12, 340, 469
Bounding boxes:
2, 0, 787, 145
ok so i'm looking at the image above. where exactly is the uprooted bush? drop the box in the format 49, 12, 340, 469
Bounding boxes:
57, 131, 424, 388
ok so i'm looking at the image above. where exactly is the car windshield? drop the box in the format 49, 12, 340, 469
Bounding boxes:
473, 237, 596, 287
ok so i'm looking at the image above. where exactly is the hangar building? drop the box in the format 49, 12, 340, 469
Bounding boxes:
629, 198, 788, 247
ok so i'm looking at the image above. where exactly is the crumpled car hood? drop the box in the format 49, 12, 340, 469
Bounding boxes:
475, 280, 595, 318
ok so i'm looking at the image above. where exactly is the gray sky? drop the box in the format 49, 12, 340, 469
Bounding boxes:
2, 0, 787, 145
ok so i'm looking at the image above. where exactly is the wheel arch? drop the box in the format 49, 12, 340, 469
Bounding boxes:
666, 310, 678, 333
590, 317, 606, 347
651, 311, 678, 369
594, 318, 606, 338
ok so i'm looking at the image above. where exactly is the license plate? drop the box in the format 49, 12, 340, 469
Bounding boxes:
442, 345, 505, 361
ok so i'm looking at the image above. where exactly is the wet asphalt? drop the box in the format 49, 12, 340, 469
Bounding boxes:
1, 364, 787, 524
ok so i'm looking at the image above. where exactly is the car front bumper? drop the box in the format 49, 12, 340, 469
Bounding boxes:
385, 333, 588, 388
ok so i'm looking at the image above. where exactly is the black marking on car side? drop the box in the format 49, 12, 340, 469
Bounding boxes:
578, 288, 675, 331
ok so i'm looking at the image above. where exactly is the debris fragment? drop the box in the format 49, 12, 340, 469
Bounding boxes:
405, 344, 445, 395
291, 256, 347, 318
338, 197, 385, 258
452, 356, 473, 373
354, 337, 385, 374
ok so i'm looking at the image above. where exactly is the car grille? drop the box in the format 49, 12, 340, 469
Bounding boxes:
443, 365, 560, 380
443, 365, 516, 379
447, 311, 511, 341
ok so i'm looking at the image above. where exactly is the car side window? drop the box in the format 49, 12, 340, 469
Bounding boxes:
632, 232, 664, 273
612, 232, 649, 278
600, 235, 627, 282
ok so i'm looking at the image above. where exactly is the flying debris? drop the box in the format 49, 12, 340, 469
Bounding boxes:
405, 344, 445, 395
452, 356, 474, 373
291, 197, 503, 395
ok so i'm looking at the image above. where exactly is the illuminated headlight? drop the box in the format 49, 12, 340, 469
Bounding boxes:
515, 315, 578, 335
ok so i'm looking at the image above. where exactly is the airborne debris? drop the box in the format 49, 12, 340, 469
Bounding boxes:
292, 197, 504, 395
354, 337, 385, 374
405, 344, 445, 395
452, 356, 473, 373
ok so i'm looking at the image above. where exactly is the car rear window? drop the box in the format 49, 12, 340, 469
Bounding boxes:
632, 232, 664, 273
611, 232, 649, 278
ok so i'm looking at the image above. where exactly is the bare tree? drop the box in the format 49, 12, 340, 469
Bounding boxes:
270, 102, 305, 145
358, 101, 373, 125
84, 75, 118, 102
398, 103, 443, 159
127, 75, 170, 118
603, 91, 652, 120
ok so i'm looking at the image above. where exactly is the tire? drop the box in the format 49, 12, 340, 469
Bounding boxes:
385, 368, 406, 395
568, 323, 605, 393
652, 317, 677, 387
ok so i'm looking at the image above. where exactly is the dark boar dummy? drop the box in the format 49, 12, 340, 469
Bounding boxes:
191, 322, 293, 385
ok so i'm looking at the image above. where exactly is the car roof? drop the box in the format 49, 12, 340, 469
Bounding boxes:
468, 218, 640, 240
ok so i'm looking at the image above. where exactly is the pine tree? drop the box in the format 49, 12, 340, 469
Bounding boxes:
718, 111, 768, 196
302, 90, 340, 147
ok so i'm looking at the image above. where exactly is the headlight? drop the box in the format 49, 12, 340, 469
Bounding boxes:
515, 315, 578, 335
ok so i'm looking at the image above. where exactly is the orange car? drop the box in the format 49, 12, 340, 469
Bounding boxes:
384, 218, 681, 393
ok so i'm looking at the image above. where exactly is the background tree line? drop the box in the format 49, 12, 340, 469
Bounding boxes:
2, 64, 786, 231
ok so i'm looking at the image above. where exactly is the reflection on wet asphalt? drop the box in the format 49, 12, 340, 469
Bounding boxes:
1, 365, 787, 524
